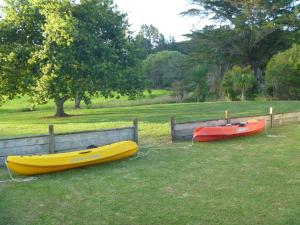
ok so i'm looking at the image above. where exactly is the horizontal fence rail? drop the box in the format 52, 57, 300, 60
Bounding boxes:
0, 119, 138, 166
170, 109, 300, 142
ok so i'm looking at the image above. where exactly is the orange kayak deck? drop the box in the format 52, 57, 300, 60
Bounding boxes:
193, 119, 265, 142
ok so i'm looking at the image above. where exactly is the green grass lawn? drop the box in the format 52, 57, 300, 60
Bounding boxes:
1, 89, 172, 112
0, 98, 300, 224
0, 125, 299, 225
0, 98, 300, 140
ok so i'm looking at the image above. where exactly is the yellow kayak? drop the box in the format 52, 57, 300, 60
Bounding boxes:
6, 141, 138, 176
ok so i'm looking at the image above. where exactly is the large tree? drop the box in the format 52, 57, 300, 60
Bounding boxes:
0, 0, 143, 116
184, 0, 300, 88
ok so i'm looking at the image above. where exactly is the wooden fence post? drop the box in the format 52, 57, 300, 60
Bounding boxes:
225, 110, 230, 124
48, 125, 55, 154
269, 107, 273, 128
133, 118, 138, 144
169, 116, 175, 143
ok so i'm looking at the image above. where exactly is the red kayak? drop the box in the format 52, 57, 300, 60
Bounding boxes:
193, 119, 265, 142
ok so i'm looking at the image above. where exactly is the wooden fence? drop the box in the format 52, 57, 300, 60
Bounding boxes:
1, 109, 300, 165
0, 119, 138, 165
170, 110, 300, 141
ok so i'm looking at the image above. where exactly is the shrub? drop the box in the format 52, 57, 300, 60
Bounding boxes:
265, 44, 300, 100
186, 64, 209, 102
221, 66, 256, 100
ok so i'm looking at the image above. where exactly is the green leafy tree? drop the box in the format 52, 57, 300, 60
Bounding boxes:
183, 27, 239, 98
141, 50, 186, 89
0, 0, 44, 106
265, 44, 300, 100
184, 0, 300, 88
134, 24, 164, 59
138, 24, 165, 50
134, 24, 178, 58
0, 0, 143, 116
184, 64, 209, 102
27, 0, 78, 117
70, 0, 143, 109
221, 66, 256, 101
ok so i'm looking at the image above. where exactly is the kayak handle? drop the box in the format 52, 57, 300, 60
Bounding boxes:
79, 151, 91, 154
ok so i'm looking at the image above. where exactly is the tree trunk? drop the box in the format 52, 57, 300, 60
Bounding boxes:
74, 95, 82, 109
250, 61, 264, 91
194, 83, 201, 102
241, 91, 245, 101
254, 66, 263, 89
54, 98, 68, 117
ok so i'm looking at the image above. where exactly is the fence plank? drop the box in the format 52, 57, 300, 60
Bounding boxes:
174, 119, 227, 131
0, 136, 49, 149
230, 115, 270, 127
273, 112, 300, 126
54, 128, 134, 152
0, 144, 49, 157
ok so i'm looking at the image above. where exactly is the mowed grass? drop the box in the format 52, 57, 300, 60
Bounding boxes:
0, 96, 300, 141
0, 125, 299, 225
0, 98, 300, 224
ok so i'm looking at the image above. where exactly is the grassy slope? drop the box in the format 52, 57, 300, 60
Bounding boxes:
0, 98, 300, 225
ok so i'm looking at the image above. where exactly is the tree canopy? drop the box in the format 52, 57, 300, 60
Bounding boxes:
0, 0, 143, 116
141, 50, 186, 89
184, 0, 300, 89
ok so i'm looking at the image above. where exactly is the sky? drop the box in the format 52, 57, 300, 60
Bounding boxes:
0, 0, 212, 42
114, 0, 212, 41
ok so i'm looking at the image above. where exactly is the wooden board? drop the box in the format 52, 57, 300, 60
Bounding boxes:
0, 136, 49, 157
54, 127, 134, 152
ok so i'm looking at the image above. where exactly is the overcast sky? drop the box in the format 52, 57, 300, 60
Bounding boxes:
0, 0, 212, 41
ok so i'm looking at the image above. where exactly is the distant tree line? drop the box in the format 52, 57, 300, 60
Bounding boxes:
0, 0, 299, 117
138, 0, 299, 102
